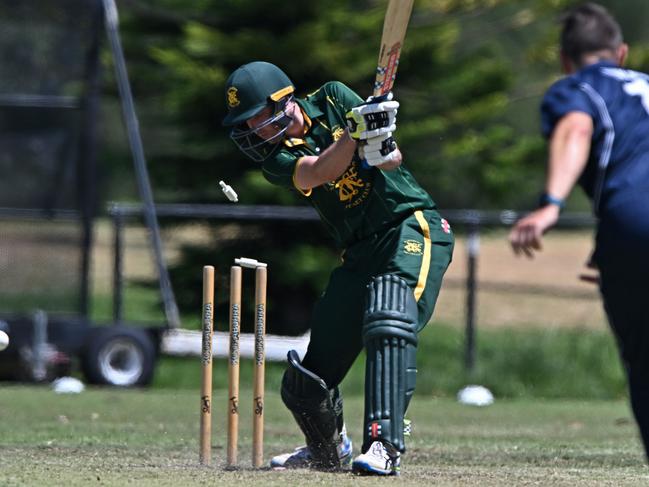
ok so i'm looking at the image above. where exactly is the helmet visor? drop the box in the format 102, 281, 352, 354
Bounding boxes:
230, 96, 294, 162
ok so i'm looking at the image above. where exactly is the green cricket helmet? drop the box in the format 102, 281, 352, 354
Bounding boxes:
223, 61, 295, 161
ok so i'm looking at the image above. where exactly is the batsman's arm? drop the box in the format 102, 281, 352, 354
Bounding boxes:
509, 111, 593, 257
293, 129, 357, 191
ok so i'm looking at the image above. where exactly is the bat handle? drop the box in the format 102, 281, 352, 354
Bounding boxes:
366, 92, 392, 104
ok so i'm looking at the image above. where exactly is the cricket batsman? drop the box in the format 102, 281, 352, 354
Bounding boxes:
222, 61, 454, 475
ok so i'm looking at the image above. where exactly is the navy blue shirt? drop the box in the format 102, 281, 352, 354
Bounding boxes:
541, 61, 649, 265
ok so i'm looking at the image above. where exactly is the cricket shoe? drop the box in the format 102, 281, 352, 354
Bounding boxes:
351, 440, 401, 476
270, 429, 353, 470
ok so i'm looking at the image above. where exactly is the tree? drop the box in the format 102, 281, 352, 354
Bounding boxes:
107, 0, 649, 332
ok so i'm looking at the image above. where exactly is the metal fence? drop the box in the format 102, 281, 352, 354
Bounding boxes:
107, 203, 597, 371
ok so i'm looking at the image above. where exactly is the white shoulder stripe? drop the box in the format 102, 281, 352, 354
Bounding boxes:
578, 82, 614, 216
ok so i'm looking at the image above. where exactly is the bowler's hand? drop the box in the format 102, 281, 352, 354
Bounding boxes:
508, 205, 560, 258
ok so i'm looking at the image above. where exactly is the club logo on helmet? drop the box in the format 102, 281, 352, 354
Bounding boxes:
224, 62, 297, 161
227, 87, 240, 108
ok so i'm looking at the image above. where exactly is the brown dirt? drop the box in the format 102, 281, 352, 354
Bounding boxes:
434, 230, 608, 330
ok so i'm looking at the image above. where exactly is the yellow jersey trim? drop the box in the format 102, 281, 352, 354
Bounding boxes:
302, 109, 313, 134
293, 157, 312, 197
413, 210, 432, 301
284, 137, 307, 148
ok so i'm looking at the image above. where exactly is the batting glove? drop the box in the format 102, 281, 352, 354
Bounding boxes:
346, 92, 398, 141
358, 133, 398, 167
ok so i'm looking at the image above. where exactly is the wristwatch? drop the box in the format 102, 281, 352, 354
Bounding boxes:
538, 192, 565, 210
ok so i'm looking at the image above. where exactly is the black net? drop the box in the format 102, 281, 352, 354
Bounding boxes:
0, 107, 82, 210
0, 0, 100, 98
0, 0, 101, 315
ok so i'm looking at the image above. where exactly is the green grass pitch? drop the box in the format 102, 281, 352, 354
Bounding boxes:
0, 385, 646, 486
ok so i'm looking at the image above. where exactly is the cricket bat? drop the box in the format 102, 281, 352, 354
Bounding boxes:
372, 0, 415, 97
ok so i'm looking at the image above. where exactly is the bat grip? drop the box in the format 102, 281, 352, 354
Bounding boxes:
365, 92, 391, 104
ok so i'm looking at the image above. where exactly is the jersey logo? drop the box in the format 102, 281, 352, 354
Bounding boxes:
227, 87, 240, 108
403, 239, 423, 255
441, 218, 451, 234
334, 164, 366, 203
332, 126, 345, 141
601, 67, 649, 114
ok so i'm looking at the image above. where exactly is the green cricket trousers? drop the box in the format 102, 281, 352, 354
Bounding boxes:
301, 208, 454, 387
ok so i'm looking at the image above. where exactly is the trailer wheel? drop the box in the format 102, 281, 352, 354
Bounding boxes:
82, 327, 156, 387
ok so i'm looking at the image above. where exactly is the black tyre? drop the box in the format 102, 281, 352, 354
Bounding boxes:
81, 327, 157, 387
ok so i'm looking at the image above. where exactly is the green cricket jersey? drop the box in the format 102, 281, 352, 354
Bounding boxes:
262, 81, 435, 248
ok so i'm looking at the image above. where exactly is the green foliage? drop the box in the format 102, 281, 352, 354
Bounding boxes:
106, 1, 649, 325
110, 0, 649, 207
113, 0, 578, 207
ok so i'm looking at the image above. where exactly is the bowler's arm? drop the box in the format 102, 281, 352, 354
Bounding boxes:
509, 112, 593, 257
